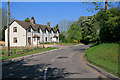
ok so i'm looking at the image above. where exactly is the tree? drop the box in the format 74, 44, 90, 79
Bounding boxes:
0, 8, 13, 41
59, 33, 66, 42
85, 1, 118, 14
58, 20, 73, 33
67, 21, 82, 43
98, 7, 120, 42
24, 17, 30, 22
80, 16, 98, 45
67, 16, 98, 44
55, 24, 59, 28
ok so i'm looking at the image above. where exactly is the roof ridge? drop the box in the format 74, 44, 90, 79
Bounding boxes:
11, 19, 59, 32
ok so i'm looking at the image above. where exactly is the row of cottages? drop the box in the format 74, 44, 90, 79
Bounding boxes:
5, 19, 59, 47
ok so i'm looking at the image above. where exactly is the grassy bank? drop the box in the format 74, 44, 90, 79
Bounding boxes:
85, 43, 119, 77
2, 47, 58, 61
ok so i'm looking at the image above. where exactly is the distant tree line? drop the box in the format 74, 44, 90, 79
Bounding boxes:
0, 8, 13, 41
59, 7, 120, 44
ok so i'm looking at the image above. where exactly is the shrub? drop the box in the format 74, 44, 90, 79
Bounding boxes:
73, 40, 78, 43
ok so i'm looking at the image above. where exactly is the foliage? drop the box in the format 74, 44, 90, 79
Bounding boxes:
84, 2, 117, 12
95, 7, 120, 43
0, 8, 13, 41
67, 16, 98, 44
73, 40, 78, 43
59, 33, 66, 42
67, 21, 82, 43
24, 17, 30, 22
80, 16, 98, 45
58, 20, 73, 33
85, 43, 119, 77
67, 7, 119, 44
55, 24, 59, 28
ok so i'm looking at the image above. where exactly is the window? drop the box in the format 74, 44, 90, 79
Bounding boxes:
45, 37, 47, 42
13, 27, 17, 32
28, 27, 31, 32
28, 37, 31, 45
13, 37, 17, 43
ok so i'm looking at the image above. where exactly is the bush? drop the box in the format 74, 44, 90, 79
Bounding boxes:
97, 7, 120, 43
73, 40, 78, 43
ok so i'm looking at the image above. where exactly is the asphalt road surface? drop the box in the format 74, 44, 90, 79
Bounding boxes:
2, 45, 106, 80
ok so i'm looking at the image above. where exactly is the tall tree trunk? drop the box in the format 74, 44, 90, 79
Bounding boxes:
105, 0, 108, 13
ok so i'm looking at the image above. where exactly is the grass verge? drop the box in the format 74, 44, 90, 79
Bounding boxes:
2, 47, 58, 61
85, 43, 119, 77
56, 43, 81, 46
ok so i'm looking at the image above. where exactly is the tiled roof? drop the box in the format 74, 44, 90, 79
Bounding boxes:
10, 20, 59, 32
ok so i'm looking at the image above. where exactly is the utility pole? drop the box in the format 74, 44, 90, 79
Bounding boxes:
7, 0, 10, 56
105, 0, 108, 13
42, 33, 44, 48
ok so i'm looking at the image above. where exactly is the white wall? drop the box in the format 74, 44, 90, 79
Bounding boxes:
26, 26, 34, 45
5, 21, 26, 46
5, 21, 60, 47
51, 31, 59, 43
32, 29, 40, 45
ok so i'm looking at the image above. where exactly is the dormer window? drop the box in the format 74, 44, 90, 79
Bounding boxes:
13, 27, 17, 32
28, 27, 31, 32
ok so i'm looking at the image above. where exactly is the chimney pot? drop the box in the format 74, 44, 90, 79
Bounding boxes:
30, 19, 35, 24
47, 22, 50, 27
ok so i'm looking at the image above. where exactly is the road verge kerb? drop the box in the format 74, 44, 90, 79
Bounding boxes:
83, 52, 120, 79
86, 62, 120, 79
2, 48, 61, 66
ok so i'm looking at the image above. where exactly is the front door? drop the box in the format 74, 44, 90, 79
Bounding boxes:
28, 37, 31, 45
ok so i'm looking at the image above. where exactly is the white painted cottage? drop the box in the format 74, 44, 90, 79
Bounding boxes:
5, 19, 59, 47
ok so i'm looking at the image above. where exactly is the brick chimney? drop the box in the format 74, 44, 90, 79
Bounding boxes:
30, 18, 35, 24
47, 22, 50, 27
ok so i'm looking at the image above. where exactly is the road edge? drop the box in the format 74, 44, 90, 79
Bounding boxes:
83, 52, 120, 79
1, 48, 61, 66
86, 62, 120, 79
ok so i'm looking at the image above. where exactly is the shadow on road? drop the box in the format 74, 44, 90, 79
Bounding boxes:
2, 61, 50, 79
2, 60, 75, 79
46, 67, 82, 79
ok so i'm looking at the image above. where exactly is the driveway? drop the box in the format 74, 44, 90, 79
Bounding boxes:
2, 45, 105, 79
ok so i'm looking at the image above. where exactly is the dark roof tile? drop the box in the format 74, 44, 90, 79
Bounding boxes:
11, 20, 59, 32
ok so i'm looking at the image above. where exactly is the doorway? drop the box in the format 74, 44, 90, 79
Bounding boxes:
28, 37, 31, 45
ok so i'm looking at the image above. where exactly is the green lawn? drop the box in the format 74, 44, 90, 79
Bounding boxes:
2, 47, 58, 61
85, 43, 119, 77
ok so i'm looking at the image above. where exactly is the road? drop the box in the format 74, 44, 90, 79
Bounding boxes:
2, 45, 105, 79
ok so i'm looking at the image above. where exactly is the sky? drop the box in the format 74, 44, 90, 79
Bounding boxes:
1, 2, 118, 27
